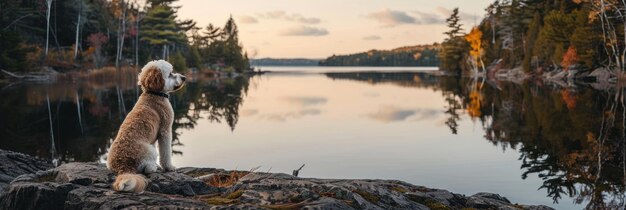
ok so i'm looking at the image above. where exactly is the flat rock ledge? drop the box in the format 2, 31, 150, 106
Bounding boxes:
0, 149, 53, 192
0, 161, 554, 210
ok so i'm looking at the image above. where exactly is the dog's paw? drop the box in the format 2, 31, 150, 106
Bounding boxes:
162, 164, 176, 172
144, 163, 158, 174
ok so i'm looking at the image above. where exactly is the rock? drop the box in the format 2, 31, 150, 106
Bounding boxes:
0, 182, 76, 210
54, 162, 113, 185
0, 162, 555, 210
466, 192, 513, 209
588, 67, 614, 82
493, 66, 527, 84
146, 170, 218, 196
0, 149, 53, 192
64, 186, 209, 209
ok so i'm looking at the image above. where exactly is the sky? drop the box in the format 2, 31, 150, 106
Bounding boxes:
175, 0, 494, 58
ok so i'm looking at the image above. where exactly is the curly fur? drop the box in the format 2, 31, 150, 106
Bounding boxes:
107, 60, 186, 193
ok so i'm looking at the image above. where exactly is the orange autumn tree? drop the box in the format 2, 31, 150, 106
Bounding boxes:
561, 90, 577, 109
467, 88, 483, 118
561, 46, 579, 72
465, 27, 485, 75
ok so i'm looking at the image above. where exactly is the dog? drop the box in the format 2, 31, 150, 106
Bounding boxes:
107, 60, 186, 193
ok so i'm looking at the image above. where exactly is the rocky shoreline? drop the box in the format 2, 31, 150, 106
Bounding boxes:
0, 150, 553, 210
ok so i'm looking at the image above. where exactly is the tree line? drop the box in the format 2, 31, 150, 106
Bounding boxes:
0, 0, 249, 73
439, 0, 626, 75
319, 44, 440, 67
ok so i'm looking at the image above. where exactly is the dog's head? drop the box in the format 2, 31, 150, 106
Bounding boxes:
138, 60, 186, 93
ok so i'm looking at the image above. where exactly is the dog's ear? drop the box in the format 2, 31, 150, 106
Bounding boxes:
141, 67, 164, 92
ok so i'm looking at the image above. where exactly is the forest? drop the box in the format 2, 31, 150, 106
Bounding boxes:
319, 44, 440, 66
439, 0, 626, 78
0, 0, 250, 73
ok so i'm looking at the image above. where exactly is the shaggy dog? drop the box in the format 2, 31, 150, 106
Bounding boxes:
107, 60, 186, 192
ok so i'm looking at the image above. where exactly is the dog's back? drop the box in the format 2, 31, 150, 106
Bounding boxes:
107, 95, 169, 174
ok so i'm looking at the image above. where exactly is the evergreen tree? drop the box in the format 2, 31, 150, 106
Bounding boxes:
141, 4, 185, 59
439, 7, 467, 74
444, 8, 463, 40
522, 12, 541, 72
186, 46, 202, 69
220, 16, 248, 71
147, 0, 177, 7
168, 51, 187, 72
203, 23, 222, 46
222, 15, 239, 42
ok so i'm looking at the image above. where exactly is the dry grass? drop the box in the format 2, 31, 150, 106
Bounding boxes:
206, 171, 249, 188
389, 186, 408, 193
407, 194, 451, 210
204, 197, 239, 205
205, 166, 260, 188
352, 189, 380, 204
197, 190, 245, 205
260, 202, 307, 210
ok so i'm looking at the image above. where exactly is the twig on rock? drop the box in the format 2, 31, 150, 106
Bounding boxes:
292, 164, 305, 177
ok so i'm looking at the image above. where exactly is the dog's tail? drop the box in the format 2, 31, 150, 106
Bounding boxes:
112, 173, 148, 193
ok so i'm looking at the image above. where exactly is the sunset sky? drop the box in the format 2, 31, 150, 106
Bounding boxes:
176, 0, 493, 58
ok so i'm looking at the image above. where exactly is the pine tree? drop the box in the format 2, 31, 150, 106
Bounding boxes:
147, 0, 177, 7
444, 8, 463, 40
141, 4, 185, 59
222, 15, 240, 45
187, 46, 202, 69
221, 16, 248, 71
522, 12, 541, 72
439, 7, 467, 74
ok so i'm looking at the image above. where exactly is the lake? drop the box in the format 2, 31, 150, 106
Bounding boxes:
1, 66, 624, 209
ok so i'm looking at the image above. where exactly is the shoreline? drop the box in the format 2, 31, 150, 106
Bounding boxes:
0, 149, 553, 209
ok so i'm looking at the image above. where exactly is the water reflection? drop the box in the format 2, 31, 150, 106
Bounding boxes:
325, 72, 626, 209
0, 70, 624, 208
0, 73, 249, 162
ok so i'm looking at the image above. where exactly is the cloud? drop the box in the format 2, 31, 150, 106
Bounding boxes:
285, 14, 321, 24
295, 109, 321, 117
368, 106, 416, 122
259, 11, 286, 19
366, 8, 471, 27
411, 109, 440, 121
260, 109, 322, 122
283, 96, 328, 106
258, 10, 321, 24
435, 7, 479, 24
366, 9, 417, 27
411, 11, 445, 24
238, 15, 258, 24
364, 92, 380, 97
240, 109, 259, 117
367, 106, 440, 123
279, 26, 329, 36
363, 35, 381, 40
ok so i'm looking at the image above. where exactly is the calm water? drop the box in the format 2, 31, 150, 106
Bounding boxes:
1, 66, 625, 209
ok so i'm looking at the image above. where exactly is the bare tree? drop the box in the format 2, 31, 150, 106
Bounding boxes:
45, 0, 53, 56
73, 0, 89, 60
116, 0, 128, 68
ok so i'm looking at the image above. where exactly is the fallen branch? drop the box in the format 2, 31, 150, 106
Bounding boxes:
292, 164, 305, 177
1, 69, 24, 79
1, 69, 52, 81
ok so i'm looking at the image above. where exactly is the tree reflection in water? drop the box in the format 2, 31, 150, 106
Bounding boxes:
0, 73, 249, 164
324, 72, 625, 209
1, 71, 624, 208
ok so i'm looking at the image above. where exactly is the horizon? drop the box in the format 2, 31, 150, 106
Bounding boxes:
176, 0, 493, 59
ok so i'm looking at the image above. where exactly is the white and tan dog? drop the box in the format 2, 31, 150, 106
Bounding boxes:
107, 60, 186, 193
